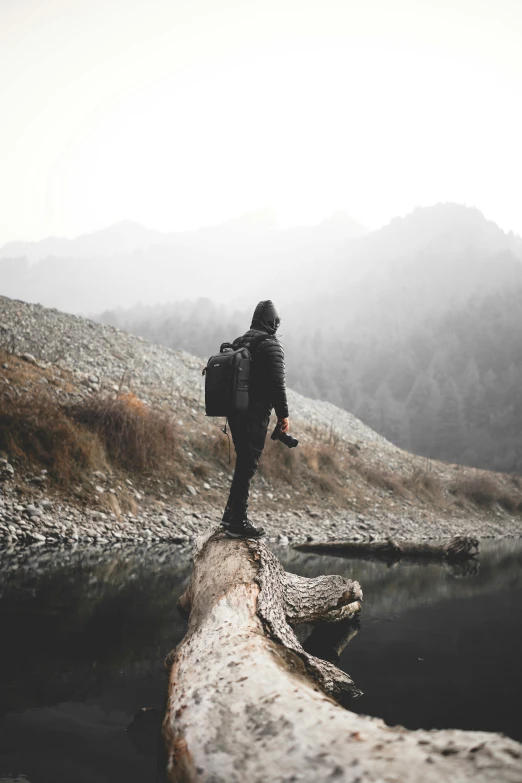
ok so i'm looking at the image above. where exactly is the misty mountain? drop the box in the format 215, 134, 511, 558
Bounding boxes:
0, 221, 166, 262
4, 202, 522, 472
99, 286, 522, 475
0, 208, 367, 312
94, 204, 522, 474
283, 203, 522, 332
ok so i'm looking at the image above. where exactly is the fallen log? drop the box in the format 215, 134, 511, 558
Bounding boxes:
162, 531, 521, 783
294, 535, 479, 563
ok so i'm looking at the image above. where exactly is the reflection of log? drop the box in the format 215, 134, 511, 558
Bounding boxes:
162, 531, 521, 783
295, 535, 479, 563
303, 617, 360, 666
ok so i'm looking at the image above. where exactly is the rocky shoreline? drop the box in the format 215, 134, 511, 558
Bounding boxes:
2, 457, 521, 552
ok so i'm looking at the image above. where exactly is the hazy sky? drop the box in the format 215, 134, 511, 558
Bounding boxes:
1, 0, 521, 246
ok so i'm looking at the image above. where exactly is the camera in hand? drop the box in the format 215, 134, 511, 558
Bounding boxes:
271, 421, 299, 448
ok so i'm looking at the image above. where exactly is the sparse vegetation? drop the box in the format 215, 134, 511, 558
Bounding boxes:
192, 462, 211, 479
2, 346, 522, 519
355, 463, 406, 495
450, 473, 522, 513
68, 393, 180, 474
403, 468, 445, 504
0, 388, 104, 486
260, 441, 345, 500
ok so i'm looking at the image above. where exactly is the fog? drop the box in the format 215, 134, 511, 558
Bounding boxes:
3, 201, 522, 475
2, 0, 522, 474
1, 0, 522, 246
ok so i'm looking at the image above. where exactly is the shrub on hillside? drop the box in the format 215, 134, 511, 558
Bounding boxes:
0, 389, 103, 485
259, 440, 345, 499
450, 473, 522, 512
355, 463, 406, 494
403, 468, 444, 504
69, 393, 179, 474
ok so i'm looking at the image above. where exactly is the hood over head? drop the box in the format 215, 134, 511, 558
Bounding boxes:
250, 300, 280, 334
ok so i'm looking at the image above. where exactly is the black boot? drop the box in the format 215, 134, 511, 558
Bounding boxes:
226, 518, 265, 539
220, 503, 232, 528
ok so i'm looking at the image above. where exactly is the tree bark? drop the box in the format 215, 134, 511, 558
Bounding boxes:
162, 531, 520, 783
294, 535, 479, 563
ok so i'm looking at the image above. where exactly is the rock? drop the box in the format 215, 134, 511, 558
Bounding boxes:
21, 353, 37, 364
186, 485, 197, 496
31, 532, 46, 542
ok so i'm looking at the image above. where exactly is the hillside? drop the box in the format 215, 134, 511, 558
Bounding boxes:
96, 205, 522, 473
1, 295, 522, 548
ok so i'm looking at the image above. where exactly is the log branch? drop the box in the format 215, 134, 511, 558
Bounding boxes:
295, 535, 479, 563
247, 535, 363, 702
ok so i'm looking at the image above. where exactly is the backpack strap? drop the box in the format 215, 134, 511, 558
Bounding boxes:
244, 332, 271, 352
226, 332, 271, 354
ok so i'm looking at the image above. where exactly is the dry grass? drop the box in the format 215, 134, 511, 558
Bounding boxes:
192, 462, 211, 479
259, 440, 346, 500
355, 463, 406, 494
0, 388, 104, 486
0, 354, 183, 492
450, 473, 522, 512
403, 468, 445, 504
197, 422, 348, 500
68, 393, 180, 475
5, 348, 520, 516
353, 461, 446, 507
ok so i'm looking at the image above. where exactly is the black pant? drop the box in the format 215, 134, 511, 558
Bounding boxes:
224, 407, 271, 522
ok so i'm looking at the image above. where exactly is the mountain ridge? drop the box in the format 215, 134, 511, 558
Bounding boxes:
1, 202, 520, 315
0, 208, 368, 263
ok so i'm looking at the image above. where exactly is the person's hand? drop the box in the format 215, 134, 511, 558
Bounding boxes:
279, 417, 289, 433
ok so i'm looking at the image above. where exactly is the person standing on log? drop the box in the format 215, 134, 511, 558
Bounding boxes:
222, 300, 290, 539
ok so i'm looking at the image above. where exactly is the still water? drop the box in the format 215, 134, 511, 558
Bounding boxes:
0, 538, 521, 782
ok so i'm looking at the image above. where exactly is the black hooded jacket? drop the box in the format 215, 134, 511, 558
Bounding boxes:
235, 300, 289, 420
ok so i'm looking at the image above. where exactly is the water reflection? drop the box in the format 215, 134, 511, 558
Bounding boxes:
302, 617, 360, 666
0, 544, 191, 783
279, 539, 522, 742
0, 538, 521, 782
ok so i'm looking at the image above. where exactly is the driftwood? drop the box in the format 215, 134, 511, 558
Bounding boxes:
294, 535, 479, 563
162, 531, 521, 783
